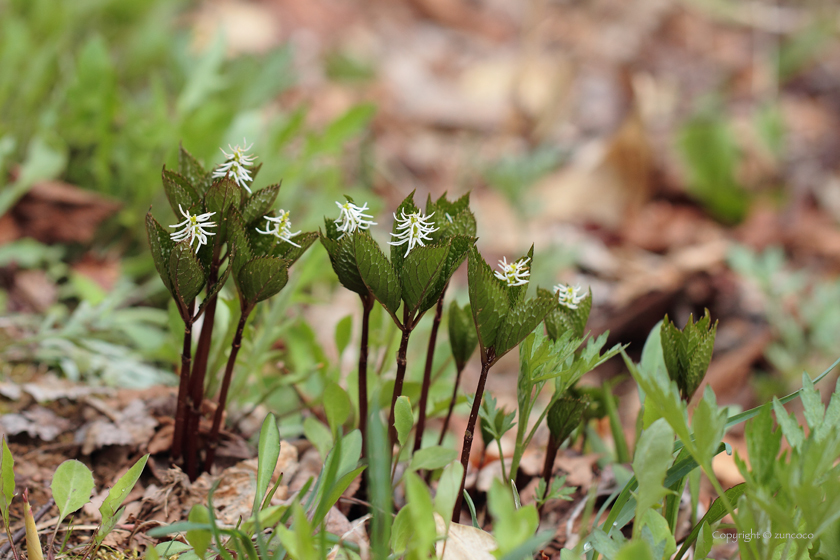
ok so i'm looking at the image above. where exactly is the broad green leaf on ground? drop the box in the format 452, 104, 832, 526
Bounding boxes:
409, 446, 457, 472
186, 505, 211, 560
394, 396, 413, 447
640, 510, 676, 560
303, 417, 333, 459
740, 407, 780, 486
355, 232, 402, 315
434, 462, 464, 528
404, 472, 436, 556
692, 388, 727, 465
632, 418, 675, 532
675, 484, 746, 560
253, 414, 280, 516
487, 478, 539, 557
334, 315, 352, 356
615, 540, 655, 560
52, 460, 95, 524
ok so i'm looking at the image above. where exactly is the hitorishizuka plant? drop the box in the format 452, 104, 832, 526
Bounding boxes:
131, 141, 840, 560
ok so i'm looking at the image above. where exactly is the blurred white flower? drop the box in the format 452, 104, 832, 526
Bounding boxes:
169, 204, 217, 252
388, 209, 438, 257
212, 139, 257, 192
554, 283, 585, 309
334, 200, 377, 238
494, 257, 530, 287
256, 209, 301, 247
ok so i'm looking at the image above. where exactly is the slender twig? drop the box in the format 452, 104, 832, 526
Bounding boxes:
203, 310, 249, 472
358, 295, 373, 456
413, 288, 447, 453
387, 307, 413, 447
171, 300, 195, 461
184, 249, 221, 479
452, 348, 495, 523
538, 434, 560, 516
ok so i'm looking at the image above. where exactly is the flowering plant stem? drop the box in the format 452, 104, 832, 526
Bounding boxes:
452, 347, 495, 523
203, 310, 250, 472
539, 433, 561, 515
183, 251, 222, 479
387, 306, 413, 446
413, 286, 447, 453
171, 300, 195, 461
358, 295, 374, 455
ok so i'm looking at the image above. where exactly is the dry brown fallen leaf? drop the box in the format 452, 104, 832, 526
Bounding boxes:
434, 513, 496, 560
0, 406, 72, 441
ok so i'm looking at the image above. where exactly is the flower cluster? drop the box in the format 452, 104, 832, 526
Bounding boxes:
169, 204, 217, 252
334, 201, 377, 238
388, 209, 439, 257
256, 210, 301, 247
554, 283, 585, 309
494, 257, 530, 286
212, 139, 257, 193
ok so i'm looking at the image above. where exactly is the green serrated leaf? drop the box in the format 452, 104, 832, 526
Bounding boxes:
271, 231, 317, 265
546, 395, 589, 443
0, 438, 14, 526
355, 232, 402, 316
494, 291, 556, 359
162, 167, 200, 216
467, 246, 508, 352
400, 243, 449, 315
506, 245, 534, 306
146, 213, 176, 295
320, 231, 368, 296
178, 144, 212, 194
169, 242, 206, 311
237, 257, 289, 308
448, 302, 478, 371
660, 310, 717, 401
203, 177, 241, 242
52, 460, 94, 524
242, 184, 281, 225
228, 209, 253, 277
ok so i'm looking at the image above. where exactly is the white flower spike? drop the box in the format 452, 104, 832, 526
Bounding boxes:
256, 209, 301, 247
212, 138, 257, 193
169, 204, 217, 252
388, 209, 439, 257
494, 257, 530, 287
334, 200, 377, 239
554, 283, 585, 310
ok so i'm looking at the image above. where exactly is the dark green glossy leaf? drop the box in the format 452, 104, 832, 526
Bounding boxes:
544, 287, 592, 340
241, 183, 281, 225
162, 167, 200, 216
169, 242, 206, 311
320, 231, 368, 296
355, 232, 402, 316
467, 246, 508, 351
400, 243, 449, 315
178, 144, 212, 194
237, 257, 289, 307
146, 212, 175, 295
494, 289, 556, 359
